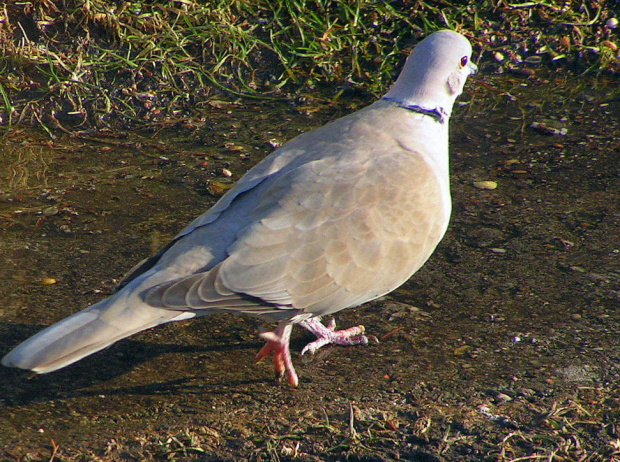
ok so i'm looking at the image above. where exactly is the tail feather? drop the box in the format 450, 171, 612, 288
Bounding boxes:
2, 287, 195, 374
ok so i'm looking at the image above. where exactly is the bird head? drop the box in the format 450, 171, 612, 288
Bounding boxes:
384, 30, 477, 119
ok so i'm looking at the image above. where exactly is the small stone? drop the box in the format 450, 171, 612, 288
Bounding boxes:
453, 345, 471, 355
606, 18, 618, 29
495, 392, 513, 403
473, 181, 498, 190
524, 56, 542, 64
519, 388, 536, 397
42, 206, 59, 216
530, 121, 567, 136
571, 313, 582, 321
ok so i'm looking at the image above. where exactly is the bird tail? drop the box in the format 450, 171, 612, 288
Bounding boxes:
1, 279, 195, 374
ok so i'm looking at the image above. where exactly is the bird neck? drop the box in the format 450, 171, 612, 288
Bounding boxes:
381, 96, 448, 124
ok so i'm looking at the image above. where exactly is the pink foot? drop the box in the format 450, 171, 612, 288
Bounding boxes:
299, 317, 379, 355
256, 323, 299, 387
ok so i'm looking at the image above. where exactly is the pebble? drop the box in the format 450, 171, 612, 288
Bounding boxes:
42, 206, 59, 216
531, 121, 568, 136
495, 392, 513, 403
519, 388, 536, 397
524, 56, 542, 64
473, 180, 498, 190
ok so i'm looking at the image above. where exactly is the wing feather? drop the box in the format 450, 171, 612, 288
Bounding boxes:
143, 106, 450, 322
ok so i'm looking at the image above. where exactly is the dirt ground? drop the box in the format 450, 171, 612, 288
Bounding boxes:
0, 71, 618, 461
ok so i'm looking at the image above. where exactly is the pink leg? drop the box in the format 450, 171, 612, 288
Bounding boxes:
299, 317, 379, 355
256, 322, 299, 387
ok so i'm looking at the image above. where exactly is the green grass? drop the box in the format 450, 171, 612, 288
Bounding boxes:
0, 0, 617, 132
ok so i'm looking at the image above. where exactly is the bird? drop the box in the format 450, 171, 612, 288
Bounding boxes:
2, 30, 477, 386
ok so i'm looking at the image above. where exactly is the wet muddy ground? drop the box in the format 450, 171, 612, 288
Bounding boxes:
0, 73, 618, 461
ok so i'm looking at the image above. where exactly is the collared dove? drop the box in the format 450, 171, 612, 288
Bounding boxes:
2, 30, 477, 386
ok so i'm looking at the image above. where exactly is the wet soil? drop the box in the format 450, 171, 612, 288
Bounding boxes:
0, 73, 618, 461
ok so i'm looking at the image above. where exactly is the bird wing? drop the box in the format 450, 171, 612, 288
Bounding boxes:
144, 110, 449, 321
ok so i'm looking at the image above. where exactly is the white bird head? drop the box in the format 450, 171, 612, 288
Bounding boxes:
384, 30, 477, 119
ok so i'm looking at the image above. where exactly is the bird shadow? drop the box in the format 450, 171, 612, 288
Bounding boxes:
0, 321, 280, 406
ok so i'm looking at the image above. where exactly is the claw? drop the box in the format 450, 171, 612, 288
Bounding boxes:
256, 323, 299, 387
300, 318, 378, 356
256, 318, 377, 386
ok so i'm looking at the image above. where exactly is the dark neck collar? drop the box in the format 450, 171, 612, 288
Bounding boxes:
381, 96, 447, 123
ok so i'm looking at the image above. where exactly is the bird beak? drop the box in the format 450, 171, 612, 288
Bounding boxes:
468, 61, 478, 76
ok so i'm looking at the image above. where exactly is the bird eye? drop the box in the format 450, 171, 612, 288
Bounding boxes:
460, 56, 469, 67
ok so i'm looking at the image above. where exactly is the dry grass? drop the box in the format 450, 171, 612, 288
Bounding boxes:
22, 386, 617, 461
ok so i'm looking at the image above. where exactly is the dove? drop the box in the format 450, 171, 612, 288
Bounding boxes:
2, 30, 477, 386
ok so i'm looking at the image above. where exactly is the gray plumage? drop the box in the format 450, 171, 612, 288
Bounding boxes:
2, 30, 477, 383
